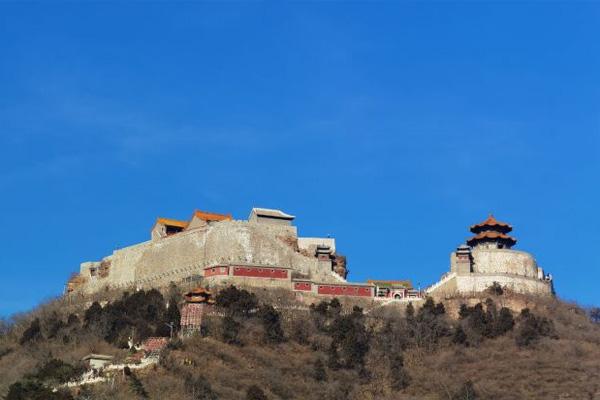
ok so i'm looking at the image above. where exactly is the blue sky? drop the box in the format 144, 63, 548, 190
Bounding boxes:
1, 3, 599, 316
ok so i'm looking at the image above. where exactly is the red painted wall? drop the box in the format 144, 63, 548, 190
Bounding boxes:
293, 282, 312, 291
232, 266, 288, 279
204, 266, 229, 277
317, 285, 373, 297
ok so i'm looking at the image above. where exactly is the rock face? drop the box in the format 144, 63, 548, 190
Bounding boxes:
333, 255, 348, 279
72, 210, 342, 295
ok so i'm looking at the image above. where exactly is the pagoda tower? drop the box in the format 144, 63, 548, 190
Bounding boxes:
430, 214, 553, 298
466, 214, 517, 250
180, 287, 214, 337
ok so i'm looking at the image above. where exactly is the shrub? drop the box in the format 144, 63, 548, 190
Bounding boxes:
44, 312, 64, 339
258, 305, 284, 344
458, 304, 471, 319
186, 375, 218, 400
389, 353, 411, 390
246, 384, 268, 400
466, 303, 486, 337
6, 380, 74, 400
488, 282, 504, 296
453, 326, 468, 345
409, 298, 449, 348
0, 347, 13, 360
31, 358, 84, 384
453, 380, 478, 399
589, 307, 600, 324
289, 317, 310, 345
327, 341, 340, 369
83, 302, 103, 327
216, 286, 258, 317
19, 318, 42, 345
493, 307, 515, 336
515, 308, 557, 347
221, 315, 241, 345
66, 313, 80, 326
457, 300, 515, 344
165, 295, 182, 333
124, 367, 148, 399
83, 290, 172, 345
310, 299, 343, 332
329, 307, 370, 369
0, 317, 12, 336
313, 358, 327, 382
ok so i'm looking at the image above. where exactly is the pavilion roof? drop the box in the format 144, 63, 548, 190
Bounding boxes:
470, 214, 512, 233
186, 287, 212, 296
184, 287, 213, 303
467, 231, 517, 246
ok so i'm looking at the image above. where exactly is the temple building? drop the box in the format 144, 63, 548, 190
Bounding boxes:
427, 215, 553, 297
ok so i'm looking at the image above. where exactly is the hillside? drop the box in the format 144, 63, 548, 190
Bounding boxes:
1, 286, 600, 400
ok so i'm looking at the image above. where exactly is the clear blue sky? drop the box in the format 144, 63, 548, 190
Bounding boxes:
1, 3, 599, 317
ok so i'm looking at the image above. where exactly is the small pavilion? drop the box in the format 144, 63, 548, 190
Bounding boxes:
466, 214, 517, 249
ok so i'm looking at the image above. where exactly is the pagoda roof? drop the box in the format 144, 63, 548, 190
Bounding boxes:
185, 287, 212, 296
470, 214, 512, 233
184, 287, 213, 303
467, 231, 517, 246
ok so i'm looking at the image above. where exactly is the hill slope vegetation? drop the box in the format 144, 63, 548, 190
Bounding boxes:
1, 285, 600, 400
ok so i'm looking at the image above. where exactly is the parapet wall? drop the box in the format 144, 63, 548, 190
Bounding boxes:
472, 249, 539, 278
429, 273, 552, 298
451, 248, 541, 279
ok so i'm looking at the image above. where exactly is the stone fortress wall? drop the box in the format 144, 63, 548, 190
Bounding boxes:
75, 208, 344, 295
469, 249, 540, 278
69, 210, 555, 300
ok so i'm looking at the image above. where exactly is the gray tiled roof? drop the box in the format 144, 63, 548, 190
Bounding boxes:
251, 207, 295, 220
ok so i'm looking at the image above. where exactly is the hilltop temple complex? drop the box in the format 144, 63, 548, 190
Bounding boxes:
426, 215, 553, 297
66, 209, 553, 300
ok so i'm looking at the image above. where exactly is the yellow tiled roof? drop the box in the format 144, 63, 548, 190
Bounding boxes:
193, 210, 232, 221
